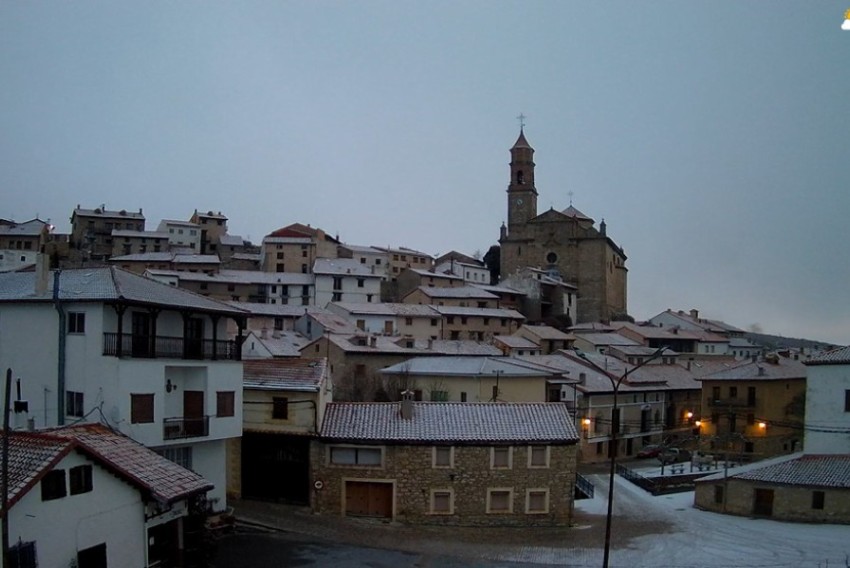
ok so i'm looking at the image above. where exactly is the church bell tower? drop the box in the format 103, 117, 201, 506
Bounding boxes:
507, 128, 538, 227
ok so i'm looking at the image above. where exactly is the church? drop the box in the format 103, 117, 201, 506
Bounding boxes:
498, 129, 629, 324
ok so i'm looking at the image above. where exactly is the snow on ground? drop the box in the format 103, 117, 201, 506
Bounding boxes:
575, 474, 849, 568
486, 470, 849, 567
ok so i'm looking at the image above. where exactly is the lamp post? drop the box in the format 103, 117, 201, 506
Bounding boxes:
576, 346, 667, 568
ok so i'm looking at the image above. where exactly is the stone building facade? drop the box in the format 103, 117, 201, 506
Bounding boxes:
498, 130, 628, 323
311, 401, 578, 526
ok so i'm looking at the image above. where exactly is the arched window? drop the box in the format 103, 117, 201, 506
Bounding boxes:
516, 170, 524, 184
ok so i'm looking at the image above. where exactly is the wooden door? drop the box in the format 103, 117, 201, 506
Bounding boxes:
131, 312, 151, 357
345, 481, 392, 518
183, 390, 205, 437
753, 488, 774, 516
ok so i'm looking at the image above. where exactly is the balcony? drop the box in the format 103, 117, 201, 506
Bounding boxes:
707, 398, 756, 409
163, 416, 210, 440
103, 333, 239, 361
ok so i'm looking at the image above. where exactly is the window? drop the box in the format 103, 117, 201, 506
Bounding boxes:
729, 386, 738, 398
714, 485, 724, 504
433, 446, 453, 468
430, 489, 453, 514
487, 489, 513, 513
41, 469, 67, 501
156, 446, 193, 470
68, 312, 86, 334
130, 394, 154, 424
430, 390, 448, 402
329, 446, 382, 466
528, 446, 549, 468
446, 316, 455, 324
66, 391, 84, 418
8, 541, 36, 568
405, 317, 413, 325
526, 489, 549, 514
274, 317, 284, 331
217, 391, 235, 417
332, 277, 343, 290
845, 390, 850, 412
491, 447, 512, 469
812, 491, 825, 510
69, 464, 93, 495
357, 278, 364, 288
460, 392, 467, 402
276, 252, 284, 259
272, 397, 289, 419
332, 292, 342, 302
431, 319, 438, 327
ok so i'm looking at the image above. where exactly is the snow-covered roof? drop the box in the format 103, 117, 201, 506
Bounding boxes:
313, 258, 383, 277
413, 286, 498, 300
321, 402, 578, 444
804, 346, 850, 366
381, 356, 567, 378
243, 358, 327, 392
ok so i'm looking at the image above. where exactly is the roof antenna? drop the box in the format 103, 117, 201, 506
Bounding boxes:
568, 191, 574, 206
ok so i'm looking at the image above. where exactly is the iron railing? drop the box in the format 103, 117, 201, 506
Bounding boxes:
103, 333, 239, 360
575, 473, 595, 499
163, 416, 210, 440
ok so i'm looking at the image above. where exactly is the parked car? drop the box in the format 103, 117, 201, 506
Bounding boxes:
636, 444, 664, 458
658, 448, 691, 465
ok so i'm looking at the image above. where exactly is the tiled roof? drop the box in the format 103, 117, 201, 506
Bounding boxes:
243, 358, 327, 391
321, 402, 578, 444
262, 236, 313, 245
697, 453, 850, 489
227, 301, 328, 317
173, 254, 220, 264
111, 252, 174, 262
373, 246, 432, 258
415, 286, 498, 299
1, 424, 212, 510
406, 268, 461, 280
380, 356, 565, 378
0, 219, 50, 236
804, 346, 850, 366
519, 325, 574, 341
338, 244, 385, 255
330, 302, 438, 317
434, 306, 525, 319
111, 230, 169, 239
561, 205, 592, 221
574, 332, 640, 347
158, 219, 199, 228
243, 330, 311, 357
218, 234, 245, 246
0, 267, 247, 316
308, 312, 359, 333
178, 269, 314, 286
73, 207, 144, 220
493, 336, 539, 349
194, 210, 227, 219
700, 355, 806, 381
313, 258, 382, 277
471, 284, 525, 296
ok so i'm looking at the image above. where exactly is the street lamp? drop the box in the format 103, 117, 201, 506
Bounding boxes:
575, 345, 668, 568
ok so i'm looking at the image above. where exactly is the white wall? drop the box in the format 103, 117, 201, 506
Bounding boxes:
804, 363, 850, 454
6, 452, 147, 568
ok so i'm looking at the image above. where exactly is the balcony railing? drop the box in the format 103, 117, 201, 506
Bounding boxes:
163, 416, 210, 440
103, 333, 239, 361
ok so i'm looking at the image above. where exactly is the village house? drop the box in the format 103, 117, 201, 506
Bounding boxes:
515, 324, 575, 354
492, 335, 542, 357
0, 260, 247, 509
1, 424, 213, 568
241, 329, 311, 359
311, 400, 579, 526
336, 243, 390, 275
379, 356, 573, 403
156, 219, 202, 250
225, 301, 329, 336
147, 268, 316, 305
394, 267, 463, 300
228, 358, 331, 505
373, 246, 434, 280
326, 301, 440, 337
113, 251, 220, 275
294, 311, 360, 341
70, 205, 145, 261
189, 210, 228, 255
313, 258, 384, 307
697, 352, 807, 460
402, 285, 500, 308
260, 223, 340, 273
500, 267, 578, 325
434, 305, 525, 341
433, 258, 491, 285
110, 229, 170, 257
300, 334, 501, 402
0, 218, 53, 272
694, 346, 850, 523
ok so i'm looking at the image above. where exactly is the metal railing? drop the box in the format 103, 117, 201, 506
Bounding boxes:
575, 473, 595, 499
163, 416, 210, 440
103, 333, 239, 360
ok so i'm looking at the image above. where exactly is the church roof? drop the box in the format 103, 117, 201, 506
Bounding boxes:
561, 205, 593, 221
511, 129, 532, 150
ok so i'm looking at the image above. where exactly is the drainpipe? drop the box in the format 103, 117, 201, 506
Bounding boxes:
53, 270, 66, 424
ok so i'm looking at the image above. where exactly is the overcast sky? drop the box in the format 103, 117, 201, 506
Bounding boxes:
1, 2, 848, 344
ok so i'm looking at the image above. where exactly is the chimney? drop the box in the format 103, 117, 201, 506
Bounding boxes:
400, 390, 414, 420
370, 336, 377, 348
35, 253, 49, 295
757, 366, 765, 377
690, 309, 699, 320
272, 329, 281, 339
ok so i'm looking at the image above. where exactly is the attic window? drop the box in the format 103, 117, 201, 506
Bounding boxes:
41, 470, 67, 501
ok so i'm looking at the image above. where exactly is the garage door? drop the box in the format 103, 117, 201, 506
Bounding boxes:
345, 481, 393, 518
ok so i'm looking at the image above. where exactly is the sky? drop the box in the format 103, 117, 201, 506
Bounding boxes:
1, 2, 849, 345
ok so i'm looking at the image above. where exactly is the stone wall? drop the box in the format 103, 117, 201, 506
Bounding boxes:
695, 479, 850, 524
311, 441, 577, 526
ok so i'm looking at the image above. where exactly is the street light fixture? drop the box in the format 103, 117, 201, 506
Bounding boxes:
575, 345, 668, 568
